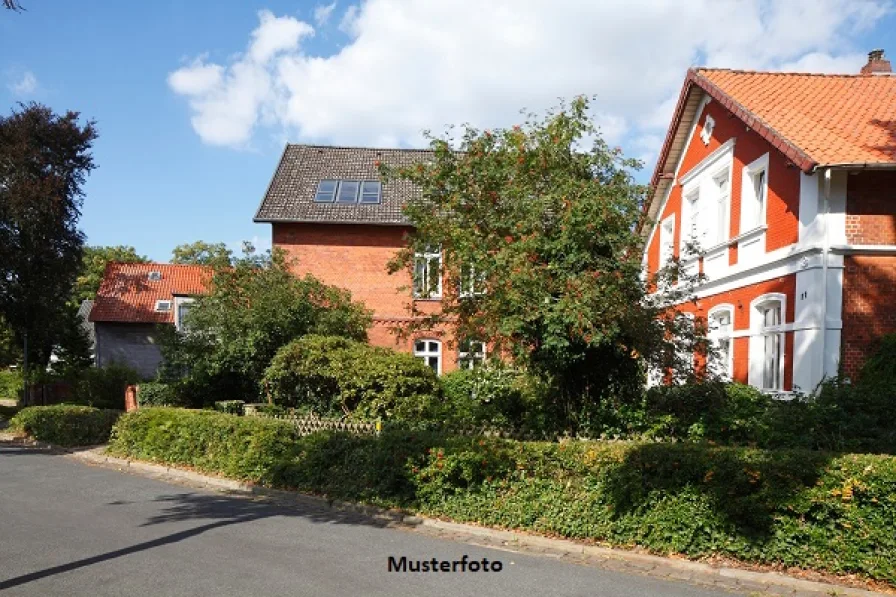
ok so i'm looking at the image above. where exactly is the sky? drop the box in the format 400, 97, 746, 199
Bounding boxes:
1, 0, 895, 263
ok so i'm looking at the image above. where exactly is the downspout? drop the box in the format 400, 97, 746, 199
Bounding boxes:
820, 168, 832, 382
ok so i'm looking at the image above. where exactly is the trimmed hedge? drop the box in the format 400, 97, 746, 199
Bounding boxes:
108, 407, 896, 585
0, 369, 23, 401
9, 405, 121, 446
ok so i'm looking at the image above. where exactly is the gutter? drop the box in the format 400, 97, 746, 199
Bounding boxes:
820, 169, 831, 381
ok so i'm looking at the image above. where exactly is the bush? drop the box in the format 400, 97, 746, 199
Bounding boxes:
108, 407, 896, 585
9, 405, 121, 446
214, 400, 245, 415
439, 365, 541, 428
263, 335, 442, 420
109, 408, 302, 482
137, 382, 179, 407
70, 364, 140, 410
0, 369, 23, 401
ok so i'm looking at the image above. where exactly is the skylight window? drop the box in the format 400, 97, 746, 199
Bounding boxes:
148, 271, 162, 281
155, 300, 172, 312
314, 180, 382, 204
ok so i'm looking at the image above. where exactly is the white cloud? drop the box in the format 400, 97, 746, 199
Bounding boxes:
9, 71, 37, 96
168, 0, 892, 161
314, 2, 337, 27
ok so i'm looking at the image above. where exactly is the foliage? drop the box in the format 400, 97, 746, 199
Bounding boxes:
9, 405, 120, 446
47, 300, 94, 376
171, 241, 233, 268
214, 400, 245, 415
382, 97, 704, 432
263, 335, 441, 420
0, 369, 23, 401
438, 364, 545, 428
136, 381, 182, 407
159, 247, 372, 403
0, 103, 97, 368
74, 245, 148, 303
69, 364, 140, 410
109, 407, 896, 585
0, 317, 21, 367
109, 408, 303, 483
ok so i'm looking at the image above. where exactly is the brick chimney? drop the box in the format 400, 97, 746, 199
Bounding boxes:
860, 49, 892, 75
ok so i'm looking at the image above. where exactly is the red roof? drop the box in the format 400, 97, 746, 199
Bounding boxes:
89, 262, 212, 324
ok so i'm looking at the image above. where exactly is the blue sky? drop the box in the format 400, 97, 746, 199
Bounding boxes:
2, 0, 894, 262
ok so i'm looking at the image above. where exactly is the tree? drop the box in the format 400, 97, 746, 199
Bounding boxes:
3, 1, 25, 11
0, 103, 97, 369
74, 245, 149, 304
171, 241, 233, 268
159, 246, 372, 403
383, 97, 702, 432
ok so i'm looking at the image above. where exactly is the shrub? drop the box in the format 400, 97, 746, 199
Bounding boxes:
108, 407, 896, 585
214, 400, 245, 415
70, 364, 140, 410
9, 405, 121, 446
137, 382, 180, 407
263, 335, 441, 420
109, 408, 301, 482
439, 364, 541, 428
0, 369, 23, 401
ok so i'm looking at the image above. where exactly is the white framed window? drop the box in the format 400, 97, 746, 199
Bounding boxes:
414, 339, 442, 375
148, 271, 162, 281
459, 264, 486, 297
740, 153, 769, 232
707, 305, 734, 380
749, 294, 786, 391
711, 169, 730, 246
674, 312, 696, 381
658, 215, 675, 270
414, 245, 442, 299
154, 300, 172, 312
458, 339, 486, 369
682, 189, 701, 253
314, 179, 382, 204
700, 115, 715, 145
174, 297, 196, 332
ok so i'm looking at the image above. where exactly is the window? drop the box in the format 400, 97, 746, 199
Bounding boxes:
684, 190, 701, 248
360, 181, 382, 204
712, 170, 730, 246
700, 115, 715, 145
148, 271, 162, 281
458, 339, 486, 369
414, 245, 442, 298
659, 215, 675, 269
708, 307, 733, 380
758, 300, 783, 390
314, 180, 338, 203
154, 300, 172, 312
314, 179, 382, 204
740, 153, 769, 232
175, 297, 195, 332
752, 170, 767, 227
414, 339, 441, 375
460, 264, 486, 297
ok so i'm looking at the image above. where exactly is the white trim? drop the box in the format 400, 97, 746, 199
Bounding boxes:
154, 299, 172, 312
174, 296, 196, 331
749, 293, 787, 390
679, 138, 736, 187
831, 244, 896, 254
643, 92, 711, 259
659, 214, 675, 269
458, 339, 486, 370
413, 338, 442, 376
700, 115, 715, 145
707, 303, 735, 380
413, 247, 442, 299
740, 153, 770, 234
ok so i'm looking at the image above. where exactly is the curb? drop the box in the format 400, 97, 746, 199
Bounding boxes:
5, 439, 889, 597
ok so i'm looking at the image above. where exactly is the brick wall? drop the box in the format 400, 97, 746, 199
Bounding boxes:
273, 222, 459, 371
95, 322, 164, 379
845, 171, 896, 245
841, 255, 896, 379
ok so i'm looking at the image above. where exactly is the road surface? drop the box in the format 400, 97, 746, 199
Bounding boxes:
0, 444, 745, 597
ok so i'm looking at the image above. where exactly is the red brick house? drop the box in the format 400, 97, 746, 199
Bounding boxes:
642, 50, 896, 392
254, 145, 475, 375
88, 263, 211, 378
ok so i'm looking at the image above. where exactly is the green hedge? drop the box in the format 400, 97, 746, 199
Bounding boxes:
108, 407, 896, 585
9, 405, 121, 446
0, 369, 23, 401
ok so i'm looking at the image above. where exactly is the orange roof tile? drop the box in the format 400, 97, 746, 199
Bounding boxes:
695, 68, 896, 168
89, 262, 212, 324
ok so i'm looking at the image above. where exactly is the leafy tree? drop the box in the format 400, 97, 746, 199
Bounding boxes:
0, 317, 21, 367
0, 103, 97, 369
159, 247, 372, 403
3, 1, 24, 11
383, 96, 702, 432
74, 245, 149, 303
171, 241, 233, 268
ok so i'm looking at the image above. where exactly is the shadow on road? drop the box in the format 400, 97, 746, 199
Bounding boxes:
0, 486, 392, 591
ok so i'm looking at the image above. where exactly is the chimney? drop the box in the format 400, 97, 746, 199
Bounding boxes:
860, 49, 892, 75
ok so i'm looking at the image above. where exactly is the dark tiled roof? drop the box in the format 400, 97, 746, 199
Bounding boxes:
254, 144, 435, 225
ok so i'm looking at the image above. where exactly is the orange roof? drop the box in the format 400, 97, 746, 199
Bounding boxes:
89, 262, 212, 324
695, 68, 896, 168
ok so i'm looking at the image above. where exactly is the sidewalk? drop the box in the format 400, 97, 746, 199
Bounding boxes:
3, 435, 891, 597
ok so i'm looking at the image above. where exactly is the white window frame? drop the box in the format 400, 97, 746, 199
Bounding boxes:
749, 293, 786, 391
707, 304, 734, 381
414, 339, 442, 375
658, 214, 675, 270
414, 246, 442, 299
710, 168, 731, 247
174, 296, 196, 332
458, 339, 486, 370
740, 153, 770, 234
459, 264, 486, 298
154, 299, 172, 312
680, 188, 701, 256
674, 312, 696, 382
700, 115, 715, 145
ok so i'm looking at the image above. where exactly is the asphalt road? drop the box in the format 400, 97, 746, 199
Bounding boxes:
0, 444, 745, 597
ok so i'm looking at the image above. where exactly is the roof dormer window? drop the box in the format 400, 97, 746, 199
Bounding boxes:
154, 300, 172, 312
148, 271, 162, 281
314, 180, 382, 204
